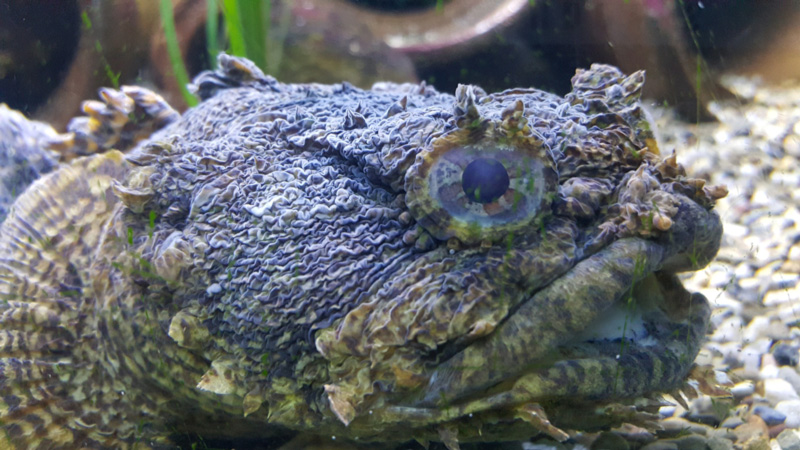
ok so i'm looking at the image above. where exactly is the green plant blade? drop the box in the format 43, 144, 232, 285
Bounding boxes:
206, 0, 220, 64
238, 0, 268, 71
222, 0, 247, 58
158, 0, 198, 106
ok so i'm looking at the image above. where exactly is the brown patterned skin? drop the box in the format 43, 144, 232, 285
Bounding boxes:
0, 55, 725, 449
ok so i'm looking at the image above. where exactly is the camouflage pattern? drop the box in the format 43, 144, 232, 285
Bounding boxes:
0, 105, 59, 223
0, 54, 725, 448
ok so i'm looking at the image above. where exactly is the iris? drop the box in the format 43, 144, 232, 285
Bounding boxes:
462, 158, 510, 204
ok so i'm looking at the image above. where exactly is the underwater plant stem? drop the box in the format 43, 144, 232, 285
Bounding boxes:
238, 0, 269, 72
222, 0, 247, 58
158, 0, 198, 106
206, 0, 220, 64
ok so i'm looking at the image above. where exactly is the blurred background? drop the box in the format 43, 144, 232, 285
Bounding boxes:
2, 0, 799, 131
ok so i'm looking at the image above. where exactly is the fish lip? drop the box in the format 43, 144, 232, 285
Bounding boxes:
410, 193, 722, 408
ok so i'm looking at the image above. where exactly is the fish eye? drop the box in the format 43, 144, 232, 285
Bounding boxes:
405, 131, 557, 245
462, 158, 510, 204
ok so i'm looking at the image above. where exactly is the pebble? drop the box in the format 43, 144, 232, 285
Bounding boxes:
660, 406, 677, 418
712, 316, 745, 342
763, 289, 795, 307
754, 405, 788, 426
590, 432, 629, 450
707, 436, 735, 450
775, 400, 800, 428
773, 344, 800, 367
778, 367, 800, 394
660, 418, 712, 437
722, 416, 746, 428
612, 424, 656, 445
735, 415, 771, 444
733, 381, 757, 398
641, 442, 679, 450
777, 429, 800, 450
675, 435, 711, 450
763, 378, 800, 404
688, 396, 728, 426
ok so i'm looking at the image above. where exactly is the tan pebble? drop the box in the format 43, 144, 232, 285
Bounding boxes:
782, 259, 800, 273
743, 435, 770, 450
734, 415, 770, 443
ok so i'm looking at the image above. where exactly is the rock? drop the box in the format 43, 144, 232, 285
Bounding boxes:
722, 416, 746, 428
768, 273, 799, 291
770, 423, 787, 439
763, 354, 782, 379
659, 418, 710, 438
778, 367, 800, 395
777, 429, 800, 450
707, 435, 735, 450
775, 399, 800, 428
735, 262, 756, 279
733, 381, 757, 398
734, 415, 770, 444
777, 305, 800, 328
753, 405, 787, 426
670, 435, 709, 450
612, 423, 655, 445
641, 442, 679, 450
763, 289, 795, 307
773, 344, 800, 367
687, 395, 727, 426
742, 435, 770, 450
746, 317, 789, 343
763, 378, 800, 404
522, 438, 568, 450
591, 432, 629, 450
743, 347, 766, 379
660, 406, 678, 419
712, 316, 744, 343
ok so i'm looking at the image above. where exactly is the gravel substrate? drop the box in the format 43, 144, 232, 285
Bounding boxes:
509, 77, 800, 450
567, 77, 800, 450
654, 77, 800, 450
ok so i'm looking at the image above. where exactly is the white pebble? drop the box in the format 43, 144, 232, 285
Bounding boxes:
711, 316, 743, 343
764, 287, 798, 307
776, 399, 800, 428
724, 223, 749, 239
788, 245, 800, 262
741, 347, 764, 378
744, 317, 774, 343
761, 354, 780, 379
769, 274, 799, 291
709, 271, 736, 289
734, 262, 755, 279
778, 367, 800, 395
763, 378, 800, 404
731, 381, 755, 398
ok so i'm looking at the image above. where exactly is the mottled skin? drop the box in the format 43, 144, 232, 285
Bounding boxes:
0, 105, 59, 223
0, 55, 725, 449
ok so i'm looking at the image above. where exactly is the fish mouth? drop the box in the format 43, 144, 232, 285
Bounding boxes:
410, 192, 722, 410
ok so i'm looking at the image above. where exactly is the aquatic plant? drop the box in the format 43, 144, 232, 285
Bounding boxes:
159, 0, 273, 106
159, 0, 198, 106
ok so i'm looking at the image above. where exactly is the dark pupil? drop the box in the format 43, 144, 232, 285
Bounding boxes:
462, 158, 510, 204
